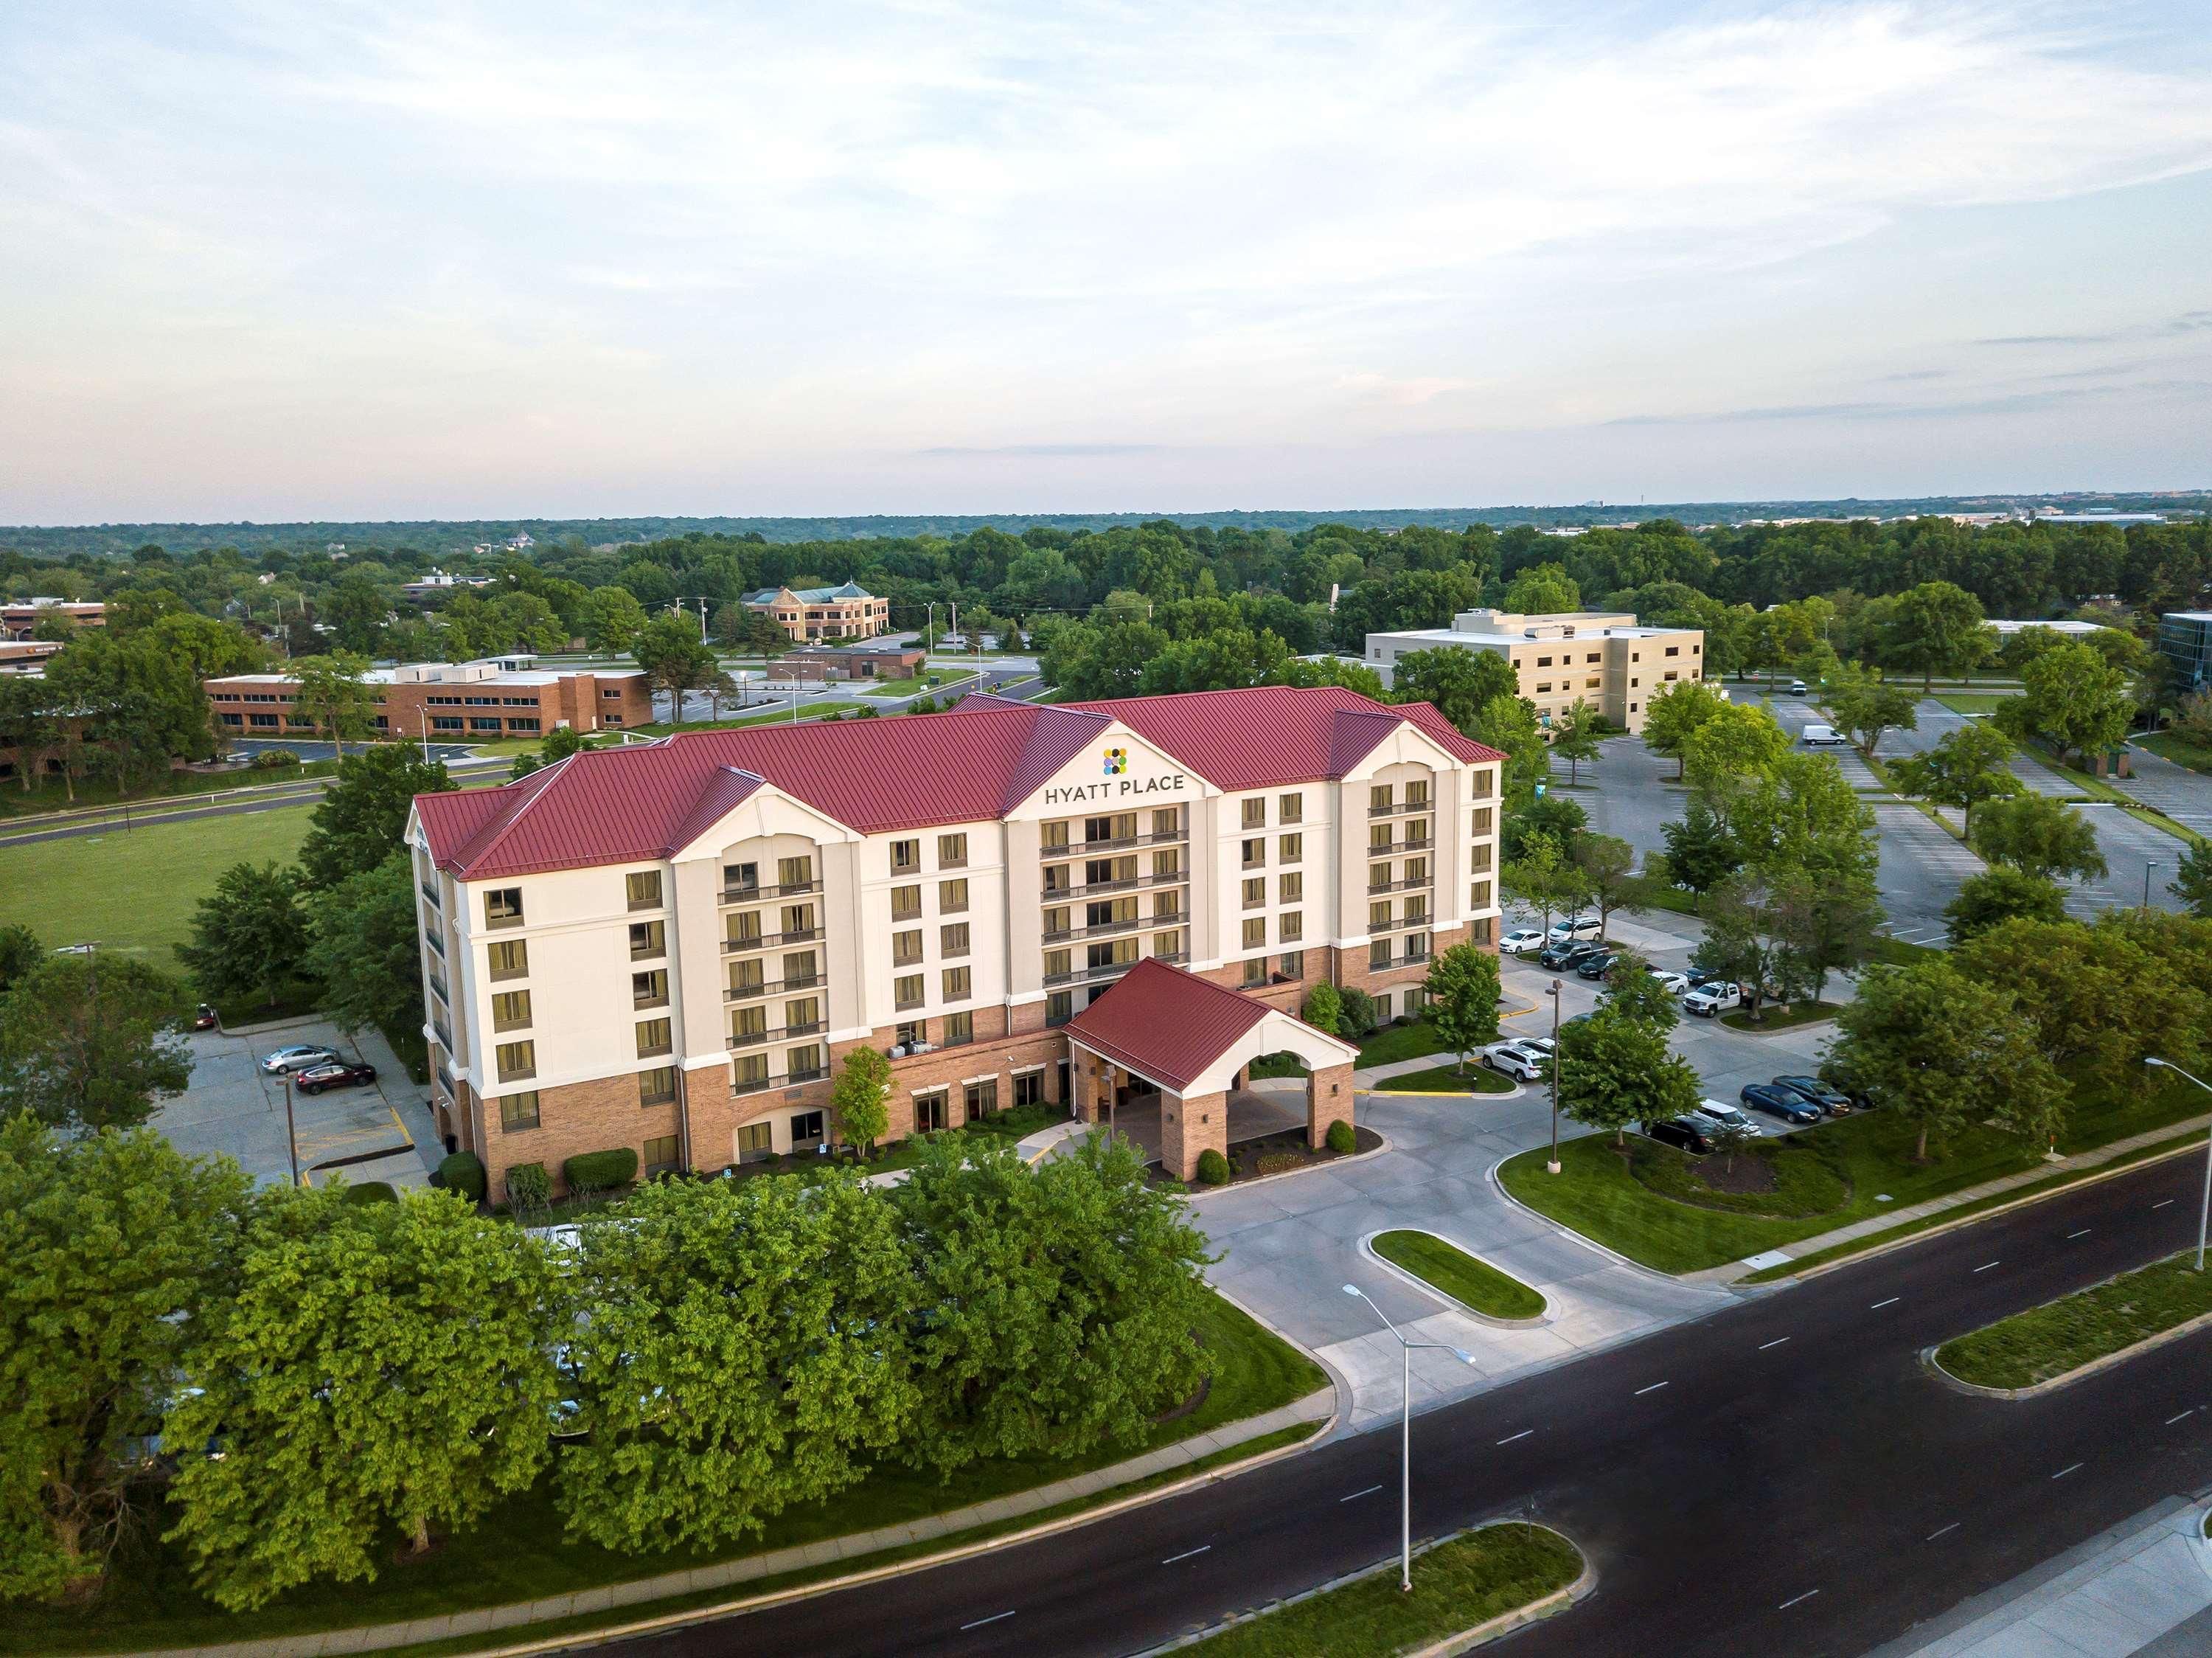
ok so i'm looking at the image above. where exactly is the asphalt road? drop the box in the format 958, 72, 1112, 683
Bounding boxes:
597, 1154, 2212, 1658
0, 758, 508, 847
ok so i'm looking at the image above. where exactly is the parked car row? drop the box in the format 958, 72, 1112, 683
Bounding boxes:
257, 1044, 378, 1095
1741, 1075, 1864, 1125
1481, 1036, 1556, 1081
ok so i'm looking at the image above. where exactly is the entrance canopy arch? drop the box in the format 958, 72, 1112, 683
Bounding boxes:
1063, 959, 1360, 1180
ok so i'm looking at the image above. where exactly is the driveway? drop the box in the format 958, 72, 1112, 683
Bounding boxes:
151, 1017, 442, 1190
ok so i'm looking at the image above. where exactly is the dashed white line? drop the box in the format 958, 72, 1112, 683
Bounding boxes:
2052, 1463, 2083, 1480
1778, 1589, 1821, 1610
960, 1611, 1017, 1631
1162, 1546, 1211, 1565
1927, 1523, 1961, 1541
1497, 1429, 1534, 1445
1635, 1381, 1669, 1396
1339, 1484, 1384, 1503
1972, 1260, 2000, 1273
2067, 1229, 2092, 1240
2166, 1411, 2195, 1426
1871, 1297, 1900, 1309
1759, 1336, 1791, 1350
2153, 1199, 2176, 1210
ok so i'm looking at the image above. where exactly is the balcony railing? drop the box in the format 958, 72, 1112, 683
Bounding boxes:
720, 878, 822, 906
1369, 950, 1433, 971
1366, 834, 1433, 857
1368, 796, 1434, 819
1367, 874, 1433, 895
1043, 867, 1188, 900
1043, 958, 1137, 988
1041, 826, 1187, 859
731, 1065, 829, 1097
1041, 915, 1142, 944
722, 927, 824, 954
726, 973, 821, 1002
728, 1020, 827, 1051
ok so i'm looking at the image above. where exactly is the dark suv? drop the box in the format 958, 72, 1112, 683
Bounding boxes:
1644, 1117, 1719, 1154
1539, 940, 1601, 971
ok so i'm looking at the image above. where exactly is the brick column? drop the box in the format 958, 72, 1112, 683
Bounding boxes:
1161, 1089, 1227, 1182
1306, 1061, 1354, 1149
1072, 1052, 1106, 1124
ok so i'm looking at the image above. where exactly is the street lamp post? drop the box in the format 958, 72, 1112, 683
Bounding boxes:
1340, 1284, 1478, 1592
1545, 978, 1564, 1174
2145, 1058, 2212, 1272
2143, 861, 2160, 910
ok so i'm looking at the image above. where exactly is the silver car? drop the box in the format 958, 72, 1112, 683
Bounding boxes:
260, 1044, 340, 1075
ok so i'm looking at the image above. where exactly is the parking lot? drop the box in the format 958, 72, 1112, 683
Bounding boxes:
2064, 803, 2191, 917
1869, 802, 1986, 946
150, 1017, 442, 1190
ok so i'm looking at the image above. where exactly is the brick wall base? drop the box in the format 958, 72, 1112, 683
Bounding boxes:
1306, 1061, 1354, 1148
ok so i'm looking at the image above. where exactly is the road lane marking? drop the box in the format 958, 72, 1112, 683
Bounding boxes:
1162, 1546, 1211, 1565
2167, 1412, 2194, 1426
960, 1611, 1017, 1631
1340, 1484, 1384, 1502
2067, 1229, 2092, 1240
2154, 1200, 2176, 1210
1635, 1381, 1669, 1396
1871, 1297, 1900, 1309
1972, 1261, 2000, 1273
1927, 1523, 1960, 1541
1497, 1429, 1534, 1445
2052, 1463, 2083, 1480
1778, 1589, 1820, 1610
1759, 1337, 1791, 1350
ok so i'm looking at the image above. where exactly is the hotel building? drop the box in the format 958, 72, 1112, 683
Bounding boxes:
1361, 608, 1705, 735
407, 685, 1504, 1195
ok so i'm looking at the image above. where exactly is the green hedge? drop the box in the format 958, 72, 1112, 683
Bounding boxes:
436, 1151, 486, 1204
338, 1181, 397, 1205
505, 1162, 551, 1211
563, 1148, 639, 1194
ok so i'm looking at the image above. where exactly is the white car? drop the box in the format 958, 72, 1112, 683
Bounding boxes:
260, 1044, 341, 1075
1546, 915, 1602, 945
1481, 1041, 1550, 1081
1501, 928, 1547, 955
1787, 679, 1809, 695
1682, 982, 1744, 1018
1800, 723, 1848, 746
1688, 1099, 1757, 1136
1646, 970, 1690, 995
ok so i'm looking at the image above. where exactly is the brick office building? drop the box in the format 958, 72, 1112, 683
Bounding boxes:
2, 600, 105, 640
741, 582, 891, 642
206, 655, 654, 743
406, 685, 1504, 1196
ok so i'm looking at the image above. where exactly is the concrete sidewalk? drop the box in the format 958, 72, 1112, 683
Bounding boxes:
1873, 1496, 2212, 1657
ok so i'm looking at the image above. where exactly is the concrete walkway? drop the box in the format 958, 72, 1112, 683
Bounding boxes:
126, 1390, 1334, 1658
1703, 1113, 2212, 1286
1873, 1496, 2212, 1657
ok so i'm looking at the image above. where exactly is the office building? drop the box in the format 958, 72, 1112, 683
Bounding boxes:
206, 655, 653, 743
1360, 608, 1705, 735
741, 583, 891, 642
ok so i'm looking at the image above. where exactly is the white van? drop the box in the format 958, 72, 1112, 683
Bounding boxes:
1801, 723, 1848, 746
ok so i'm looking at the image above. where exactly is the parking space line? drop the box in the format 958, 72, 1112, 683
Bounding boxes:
1871, 1297, 1900, 1309
2153, 1199, 2176, 1210
2051, 1463, 2082, 1480
1497, 1429, 1533, 1445
1927, 1522, 1960, 1540
2067, 1229, 2092, 1240
1758, 1337, 1790, 1350
1778, 1589, 1820, 1610
1972, 1261, 2000, 1273
1634, 1381, 1669, 1396
960, 1611, 1016, 1631
1339, 1485, 1384, 1503
1162, 1546, 1211, 1565
2166, 1411, 2194, 1426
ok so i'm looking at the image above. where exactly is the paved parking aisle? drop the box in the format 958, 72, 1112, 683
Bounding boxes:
1890, 701, 2075, 796
1871, 802, 1986, 944
2117, 746, 2212, 837
2065, 804, 2192, 917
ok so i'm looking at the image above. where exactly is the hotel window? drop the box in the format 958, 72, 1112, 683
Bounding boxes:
636, 1018, 672, 1058
1406, 817, 1430, 848
727, 911, 763, 949
1587, 677, 1601, 690
1406, 780, 1430, 808
1152, 848, 1182, 878
1152, 929, 1183, 958
1242, 797, 1265, 830
892, 929, 923, 967
1152, 806, 1181, 836
938, 833, 967, 867
944, 1010, 973, 1045
1536, 655, 1553, 667
1405, 895, 1429, 925
1280, 871, 1303, 903
1664, 670, 1677, 682
1046, 990, 1074, 1026
942, 965, 970, 1002
1278, 951, 1305, 981
1046, 948, 1072, 980
787, 1043, 827, 1081
1535, 682, 1552, 695
626, 870, 663, 911
778, 855, 814, 889
1089, 937, 1136, 971
891, 885, 922, 920
1088, 896, 1135, 929
1045, 905, 1071, 937
1242, 877, 1265, 909
1242, 916, 1265, 950
1279, 833, 1301, 864
1473, 769, 1495, 799
644, 1134, 680, 1176
894, 973, 925, 1010
941, 921, 970, 957
731, 1005, 768, 1043
1408, 932, 1430, 960
1371, 783, 1393, 814
1279, 911, 1303, 943
1279, 793, 1302, 824
939, 878, 968, 913
633, 969, 668, 1009
894, 1020, 923, 1047
1043, 864, 1072, 894
729, 959, 765, 996
639, 1066, 677, 1107
498, 1090, 540, 1131
1371, 900, 1393, 930
1473, 807, 1494, 836
915, 1090, 949, 1134
493, 990, 532, 1031
785, 996, 822, 1033
1242, 839, 1264, 870
731, 1052, 769, 1090
1084, 815, 1115, 844
629, 920, 665, 960
1242, 958, 1267, 987
1587, 651, 1600, 664
1042, 819, 1071, 850
1015, 1071, 1046, 1109
1153, 890, 1181, 922
891, 838, 919, 872
785, 950, 818, 986
1405, 856, 1429, 885
736, 1121, 773, 1161
964, 1078, 998, 1117
1369, 940, 1391, 970
1470, 879, 1493, 909
487, 939, 528, 980
495, 1041, 536, 1083
1470, 844, 1492, 872
1369, 822, 1393, 851
725, 860, 759, 895
484, 887, 524, 929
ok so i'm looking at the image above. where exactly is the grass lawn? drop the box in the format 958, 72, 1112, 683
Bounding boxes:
2137, 732, 2212, 777
5, 1290, 1323, 1657
860, 671, 975, 698
1371, 1063, 1515, 1095
1373, 1230, 1545, 1319
1937, 1250, 2212, 1390
0, 803, 317, 968
1719, 999, 1843, 1033
1355, 1018, 1448, 1068
1640, 884, 1700, 917
0, 757, 341, 821
628, 703, 850, 736
1498, 1072, 2207, 1274
1933, 693, 2015, 717
846, 1102, 1076, 1176
1180, 1524, 1582, 1657
1868, 934, 1944, 968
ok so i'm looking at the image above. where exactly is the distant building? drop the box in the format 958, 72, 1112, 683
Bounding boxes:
506, 532, 535, 550
206, 655, 653, 743
1361, 608, 1705, 735
741, 583, 891, 642
768, 644, 928, 683
1985, 619, 2114, 639
0, 639, 61, 676
1, 600, 105, 641
2160, 612, 2212, 696
400, 570, 498, 601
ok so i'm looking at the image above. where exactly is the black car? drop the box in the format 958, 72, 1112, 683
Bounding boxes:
1575, 949, 1619, 980
1539, 940, 1602, 971
1773, 1075, 1852, 1115
1644, 1117, 1719, 1154
294, 1061, 377, 1095
1741, 1082, 1820, 1125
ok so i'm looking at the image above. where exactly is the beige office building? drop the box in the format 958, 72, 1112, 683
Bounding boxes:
1362, 608, 1706, 735
408, 686, 1503, 1196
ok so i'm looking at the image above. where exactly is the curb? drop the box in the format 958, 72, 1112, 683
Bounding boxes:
1484, 1151, 1717, 1292
1922, 1308, 2212, 1401
1359, 1229, 1550, 1329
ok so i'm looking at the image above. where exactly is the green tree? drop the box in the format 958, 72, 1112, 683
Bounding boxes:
1423, 943, 1502, 1071
1302, 980, 1343, 1036
1599, 954, 1680, 1036
165, 1187, 560, 1608
1823, 961, 2067, 1161
1997, 640, 2135, 768
1471, 693, 1549, 805
1571, 833, 1646, 939
1659, 799, 1740, 909
1558, 1003, 1702, 1147
0, 1117, 251, 1602
1728, 752, 1879, 888
1773, 867, 1884, 1000
830, 1044, 891, 1156
147, 612, 268, 681
1823, 663, 1919, 757
178, 861, 310, 1010
1500, 830, 1592, 936
1691, 870, 1796, 1022
1641, 678, 1729, 781
1549, 698, 1601, 784
1944, 867, 2067, 943
298, 744, 455, 891
630, 613, 720, 726
319, 574, 391, 656
557, 1173, 919, 1553
1502, 562, 1579, 614
891, 1136, 1210, 1473
1881, 580, 1989, 690
304, 853, 420, 1038
2172, 842, 2212, 918
0, 952, 191, 1132
1387, 648, 1520, 736
289, 651, 378, 756
1681, 701, 1790, 795
582, 585, 650, 655
1954, 917, 2205, 1093
1891, 722, 2023, 836
1966, 793, 2107, 883
0, 923, 42, 995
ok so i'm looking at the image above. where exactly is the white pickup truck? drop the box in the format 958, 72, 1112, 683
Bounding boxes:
1682, 981, 1745, 1018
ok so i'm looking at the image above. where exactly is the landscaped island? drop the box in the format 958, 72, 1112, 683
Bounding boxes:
1935, 1250, 2212, 1392
1373, 1229, 1546, 1320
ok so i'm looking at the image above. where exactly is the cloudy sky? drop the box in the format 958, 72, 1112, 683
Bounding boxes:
4, 0, 2211, 523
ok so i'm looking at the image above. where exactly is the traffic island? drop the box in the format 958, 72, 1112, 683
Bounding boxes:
1369, 1229, 1547, 1324
1930, 1249, 2212, 1398
1163, 1522, 1587, 1655
1369, 1064, 1517, 1095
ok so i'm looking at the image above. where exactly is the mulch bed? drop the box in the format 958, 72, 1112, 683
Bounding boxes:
1688, 1154, 1779, 1196
1145, 1124, 1385, 1190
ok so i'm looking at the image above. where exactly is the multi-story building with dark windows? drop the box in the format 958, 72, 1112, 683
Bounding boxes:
206, 655, 653, 743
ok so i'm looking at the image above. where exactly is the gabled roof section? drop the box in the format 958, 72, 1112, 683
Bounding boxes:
1063, 960, 1273, 1093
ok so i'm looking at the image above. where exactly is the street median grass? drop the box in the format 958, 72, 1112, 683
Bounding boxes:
1498, 1074, 2206, 1275
1936, 1250, 2212, 1392
1719, 999, 1843, 1033
1178, 1522, 1582, 1657
1371, 1063, 1515, 1095
1373, 1229, 1545, 1319
4, 1291, 1323, 1658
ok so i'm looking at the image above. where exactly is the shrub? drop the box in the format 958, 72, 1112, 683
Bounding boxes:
1326, 1119, 1357, 1155
339, 1180, 397, 1204
504, 1162, 551, 1213
249, 749, 301, 769
564, 1148, 639, 1195
1195, 1148, 1231, 1186
1302, 982, 1343, 1036
435, 1151, 486, 1204
1337, 986, 1380, 1038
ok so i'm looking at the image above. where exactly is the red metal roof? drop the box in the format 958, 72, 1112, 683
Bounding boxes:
414, 685, 1503, 881
1062, 959, 1273, 1092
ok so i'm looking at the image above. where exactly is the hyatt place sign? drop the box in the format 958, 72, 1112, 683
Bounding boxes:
1039, 746, 1191, 808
